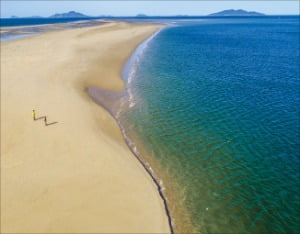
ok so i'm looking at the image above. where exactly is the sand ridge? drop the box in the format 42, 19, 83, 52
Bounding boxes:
1, 21, 169, 233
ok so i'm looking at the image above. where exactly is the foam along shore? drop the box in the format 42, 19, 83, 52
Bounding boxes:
1, 21, 169, 233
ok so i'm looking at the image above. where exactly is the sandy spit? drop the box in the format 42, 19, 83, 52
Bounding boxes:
1, 22, 170, 233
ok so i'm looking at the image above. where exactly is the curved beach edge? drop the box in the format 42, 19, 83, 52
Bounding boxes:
1, 21, 171, 233
87, 86, 175, 234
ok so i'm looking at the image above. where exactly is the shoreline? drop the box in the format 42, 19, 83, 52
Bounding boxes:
86, 24, 175, 233
1, 21, 170, 233
87, 86, 175, 234
87, 25, 195, 233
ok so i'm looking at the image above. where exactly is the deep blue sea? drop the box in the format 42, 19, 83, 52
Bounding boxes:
119, 17, 300, 233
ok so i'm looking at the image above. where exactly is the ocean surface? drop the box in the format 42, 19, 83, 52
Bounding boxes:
1, 15, 297, 27
119, 17, 300, 233
0, 17, 98, 27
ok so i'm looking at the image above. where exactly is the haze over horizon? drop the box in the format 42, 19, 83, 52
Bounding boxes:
1, 1, 299, 18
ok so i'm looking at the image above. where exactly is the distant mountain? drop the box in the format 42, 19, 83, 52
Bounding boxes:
49, 11, 91, 18
135, 14, 148, 18
209, 9, 265, 17
29, 16, 43, 18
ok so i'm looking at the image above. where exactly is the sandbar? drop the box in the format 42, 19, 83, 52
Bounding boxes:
0, 21, 169, 233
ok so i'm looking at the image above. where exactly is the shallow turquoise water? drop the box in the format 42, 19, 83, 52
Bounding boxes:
120, 18, 300, 233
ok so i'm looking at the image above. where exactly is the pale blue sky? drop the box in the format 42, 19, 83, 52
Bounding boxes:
1, 1, 299, 18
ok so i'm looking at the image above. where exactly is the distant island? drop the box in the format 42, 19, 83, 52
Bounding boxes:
135, 14, 148, 18
49, 11, 91, 18
209, 9, 265, 17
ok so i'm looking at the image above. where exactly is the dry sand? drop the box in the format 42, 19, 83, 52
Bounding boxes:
1, 22, 170, 233
0, 20, 107, 39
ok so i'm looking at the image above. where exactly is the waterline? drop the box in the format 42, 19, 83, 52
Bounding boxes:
118, 18, 300, 233
87, 26, 175, 234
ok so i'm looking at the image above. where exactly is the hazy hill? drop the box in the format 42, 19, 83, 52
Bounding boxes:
49, 11, 91, 18
135, 14, 148, 18
209, 9, 265, 16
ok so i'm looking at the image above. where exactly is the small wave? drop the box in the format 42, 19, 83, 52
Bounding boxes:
121, 27, 166, 109
114, 27, 174, 233
117, 117, 174, 233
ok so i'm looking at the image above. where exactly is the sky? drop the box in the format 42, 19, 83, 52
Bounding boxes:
1, 1, 299, 18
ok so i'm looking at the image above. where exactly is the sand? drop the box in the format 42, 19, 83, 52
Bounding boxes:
0, 20, 107, 40
1, 21, 170, 233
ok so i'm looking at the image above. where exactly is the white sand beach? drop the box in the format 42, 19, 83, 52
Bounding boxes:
1, 21, 170, 233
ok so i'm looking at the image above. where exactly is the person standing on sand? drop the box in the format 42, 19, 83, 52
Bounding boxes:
32, 110, 36, 120
44, 116, 47, 126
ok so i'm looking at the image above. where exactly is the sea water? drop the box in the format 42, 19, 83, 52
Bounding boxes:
0, 17, 97, 27
119, 17, 300, 233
